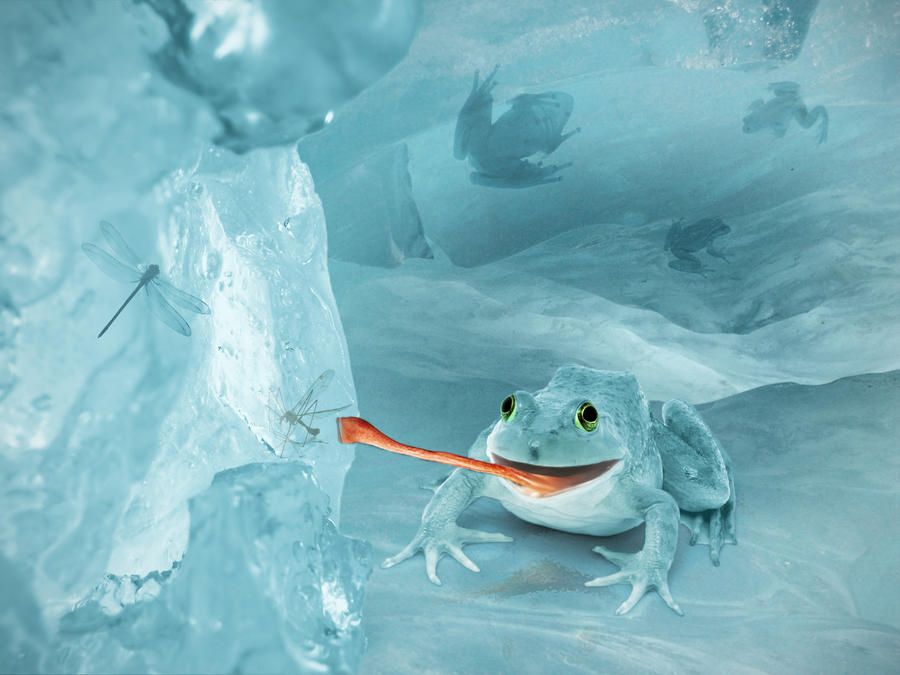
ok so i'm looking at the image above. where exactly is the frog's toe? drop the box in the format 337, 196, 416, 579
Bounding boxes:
655, 583, 684, 616
585, 570, 630, 588
382, 541, 421, 569
682, 511, 705, 546
709, 509, 724, 566
592, 544, 633, 568
586, 564, 683, 616
424, 546, 443, 585
446, 544, 480, 573
682, 502, 736, 564
458, 527, 514, 545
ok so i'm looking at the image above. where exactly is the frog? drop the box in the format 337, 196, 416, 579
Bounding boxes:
663, 217, 732, 274
742, 81, 828, 144
453, 66, 580, 188
383, 365, 736, 615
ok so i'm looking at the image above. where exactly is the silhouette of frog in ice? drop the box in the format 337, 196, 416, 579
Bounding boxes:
742, 82, 828, 144
453, 66, 580, 188
664, 218, 731, 274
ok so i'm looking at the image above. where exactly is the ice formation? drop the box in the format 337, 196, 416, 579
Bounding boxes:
315, 143, 432, 268
2, 0, 899, 673
0, 1, 383, 672
57, 463, 371, 674
144, 0, 421, 151
311, 0, 897, 672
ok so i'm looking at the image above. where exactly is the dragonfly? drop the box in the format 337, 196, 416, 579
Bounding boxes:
81, 220, 210, 338
267, 369, 350, 457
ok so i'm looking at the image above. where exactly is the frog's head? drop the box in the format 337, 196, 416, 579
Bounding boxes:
742, 100, 765, 134
486, 366, 648, 497
702, 218, 731, 237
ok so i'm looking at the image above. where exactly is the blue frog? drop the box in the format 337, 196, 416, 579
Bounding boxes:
664, 217, 732, 274
384, 366, 736, 615
453, 66, 580, 188
743, 81, 828, 144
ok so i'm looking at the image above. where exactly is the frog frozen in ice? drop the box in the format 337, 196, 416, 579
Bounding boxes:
664, 217, 732, 273
742, 81, 828, 144
339, 365, 736, 615
453, 66, 580, 188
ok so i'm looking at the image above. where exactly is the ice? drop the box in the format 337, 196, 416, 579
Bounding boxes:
313, 0, 897, 672
145, 0, 421, 152
315, 143, 433, 268
57, 463, 371, 675
3, 0, 900, 673
0, 1, 377, 672
342, 375, 900, 673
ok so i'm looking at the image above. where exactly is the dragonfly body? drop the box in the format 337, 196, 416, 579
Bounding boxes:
82, 222, 210, 338
95, 264, 159, 338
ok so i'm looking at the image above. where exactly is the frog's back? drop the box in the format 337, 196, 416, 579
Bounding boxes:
488, 92, 574, 157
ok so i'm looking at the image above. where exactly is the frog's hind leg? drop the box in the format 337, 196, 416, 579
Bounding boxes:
653, 401, 736, 565
794, 104, 828, 144
667, 249, 702, 273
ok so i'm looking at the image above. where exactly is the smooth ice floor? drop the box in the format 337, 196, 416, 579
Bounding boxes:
341, 367, 899, 673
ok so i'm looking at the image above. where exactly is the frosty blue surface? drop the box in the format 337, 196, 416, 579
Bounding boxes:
144, 0, 420, 152
2, 0, 899, 673
1, 2, 365, 672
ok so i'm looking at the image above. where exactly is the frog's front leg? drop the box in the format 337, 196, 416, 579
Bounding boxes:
469, 160, 572, 188
668, 248, 702, 272
587, 483, 683, 616
706, 242, 730, 262
454, 65, 501, 161
544, 126, 581, 154
383, 468, 512, 584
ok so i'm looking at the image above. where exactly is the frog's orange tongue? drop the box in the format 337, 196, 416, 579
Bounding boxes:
338, 416, 561, 496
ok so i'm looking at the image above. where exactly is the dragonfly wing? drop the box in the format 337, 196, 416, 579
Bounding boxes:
82, 243, 140, 283
289, 369, 335, 416
145, 285, 191, 336
153, 277, 211, 314
99, 221, 142, 266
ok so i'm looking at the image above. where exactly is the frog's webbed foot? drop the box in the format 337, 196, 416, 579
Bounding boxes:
793, 104, 828, 144
587, 547, 684, 616
383, 523, 513, 585
469, 160, 572, 188
470, 64, 500, 100
681, 494, 737, 565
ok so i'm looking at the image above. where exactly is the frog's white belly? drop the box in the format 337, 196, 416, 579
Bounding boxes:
492, 470, 641, 537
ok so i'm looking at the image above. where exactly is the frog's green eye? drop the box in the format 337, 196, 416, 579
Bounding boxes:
500, 395, 517, 422
575, 402, 599, 432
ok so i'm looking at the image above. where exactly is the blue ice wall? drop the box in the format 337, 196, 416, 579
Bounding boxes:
0, 1, 419, 672
311, 0, 900, 401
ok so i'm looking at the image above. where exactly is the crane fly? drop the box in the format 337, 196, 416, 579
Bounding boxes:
267, 369, 350, 457
82, 220, 210, 338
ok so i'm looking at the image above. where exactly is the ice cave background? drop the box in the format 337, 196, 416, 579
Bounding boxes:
0, 1, 898, 673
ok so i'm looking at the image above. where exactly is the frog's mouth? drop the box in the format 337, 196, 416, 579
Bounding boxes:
336, 416, 616, 498
488, 452, 620, 497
